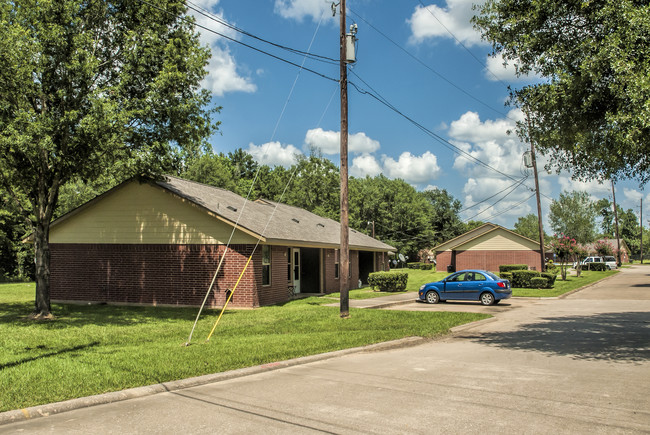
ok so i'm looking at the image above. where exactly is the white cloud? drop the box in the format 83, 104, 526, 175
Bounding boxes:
383, 151, 441, 185
351, 154, 383, 178
449, 109, 525, 176
623, 188, 643, 203
557, 176, 610, 198
190, 3, 256, 96
274, 0, 333, 22
304, 128, 381, 155
408, 0, 486, 46
247, 141, 302, 167
202, 47, 257, 96
484, 53, 543, 83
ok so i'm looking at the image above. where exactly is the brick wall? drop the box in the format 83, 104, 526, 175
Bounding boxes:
258, 246, 291, 306
322, 248, 361, 294
50, 244, 261, 308
436, 249, 542, 273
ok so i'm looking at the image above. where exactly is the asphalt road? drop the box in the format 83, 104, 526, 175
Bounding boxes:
3, 267, 649, 434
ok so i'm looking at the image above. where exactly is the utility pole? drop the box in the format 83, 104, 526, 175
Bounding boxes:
525, 110, 546, 272
368, 221, 375, 238
339, 0, 350, 318
612, 181, 622, 266
639, 198, 643, 264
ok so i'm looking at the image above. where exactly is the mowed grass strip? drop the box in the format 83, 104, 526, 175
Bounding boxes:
0, 283, 488, 412
511, 269, 618, 297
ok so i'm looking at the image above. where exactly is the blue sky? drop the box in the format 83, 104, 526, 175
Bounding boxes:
188, 0, 648, 231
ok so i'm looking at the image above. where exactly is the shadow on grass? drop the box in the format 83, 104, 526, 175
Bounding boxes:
1, 341, 100, 370
464, 312, 650, 363
0, 303, 235, 328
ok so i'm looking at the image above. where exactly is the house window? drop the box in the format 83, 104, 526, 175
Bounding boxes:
334, 249, 339, 279
262, 245, 271, 286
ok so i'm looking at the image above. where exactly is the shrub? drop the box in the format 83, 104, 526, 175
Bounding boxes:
511, 270, 541, 288
540, 272, 556, 288
368, 271, 408, 292
499, 272, 513, 281
406, 262, 420, 269
499, 264, 529, 273
584, 262, 607, 271
530, 277, 549, 288
419, 263, 434, 270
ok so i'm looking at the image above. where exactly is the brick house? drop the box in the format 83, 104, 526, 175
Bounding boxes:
48, 176, 393, 308
433, 223, 545, 273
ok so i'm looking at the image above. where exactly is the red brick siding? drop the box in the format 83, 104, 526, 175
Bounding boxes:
436, 250, 542, 273
50, 244, 260, 308
322, 248, 361, 294
258, 246, 291, 306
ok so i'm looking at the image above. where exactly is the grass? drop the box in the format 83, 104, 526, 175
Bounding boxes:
0, 282, 488, 412
512, 269, 618, 297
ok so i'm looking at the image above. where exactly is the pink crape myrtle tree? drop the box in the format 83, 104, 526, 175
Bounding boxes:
550, 235, 578, 280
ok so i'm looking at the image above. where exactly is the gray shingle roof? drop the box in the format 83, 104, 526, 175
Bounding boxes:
157, 176, 394, 252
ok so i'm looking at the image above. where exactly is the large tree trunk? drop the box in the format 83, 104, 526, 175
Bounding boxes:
33, 221, 51, 316
32, 174, 60, 318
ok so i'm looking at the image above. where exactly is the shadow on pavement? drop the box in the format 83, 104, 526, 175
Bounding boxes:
465, 312, 650, 363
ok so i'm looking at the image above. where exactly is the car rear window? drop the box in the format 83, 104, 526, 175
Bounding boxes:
485, 271, 500, 280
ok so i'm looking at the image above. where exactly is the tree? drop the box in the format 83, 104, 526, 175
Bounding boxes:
0, 0, 218, 317
420, 188, 465, 245
182, 152, 237, 193
283, 151, 340, 220
349, 175, 435, 259
549, 191, 597, 244
513, 213, 546, 241
473, 1, 650, 182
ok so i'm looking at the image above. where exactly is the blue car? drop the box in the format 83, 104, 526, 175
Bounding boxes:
418, 269, 511, 306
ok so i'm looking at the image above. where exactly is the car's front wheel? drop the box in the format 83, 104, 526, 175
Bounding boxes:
425, 291, 440, 304
480, 292, 495, 306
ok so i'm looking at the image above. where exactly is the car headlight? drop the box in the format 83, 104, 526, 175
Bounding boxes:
419, 284, 426, 291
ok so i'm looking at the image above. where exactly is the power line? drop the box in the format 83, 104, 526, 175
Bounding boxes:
348, 71, 520, 183
185, 1, 339, 65
139, 0, 339, 84
463, 177, 528, 222
348, 6, 515, 122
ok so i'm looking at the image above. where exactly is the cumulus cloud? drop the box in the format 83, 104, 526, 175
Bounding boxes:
351, 154, 383, 178
449, 109, 525, 176
484, 53, 543, 83
304, 128, 381, 155
623, 188, 643, 203
383, 151, 441, 185
189, 1, 256, 96
273, 0, 333, 22
247, 141, 302, 167
408, 0, 485, 46
445, 109, 540, 225
556, 176, 610, 198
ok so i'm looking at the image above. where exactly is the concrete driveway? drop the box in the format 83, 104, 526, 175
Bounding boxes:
2, 267, 649, 434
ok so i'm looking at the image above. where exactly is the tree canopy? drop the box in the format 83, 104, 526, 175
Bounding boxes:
0, 0, 218, 315
513, 213, 546, 242
548, 191, 597, 244
473, 0, 650, 183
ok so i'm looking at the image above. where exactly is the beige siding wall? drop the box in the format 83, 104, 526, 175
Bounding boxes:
50, 182, 257, 245
460, 230, 538, 251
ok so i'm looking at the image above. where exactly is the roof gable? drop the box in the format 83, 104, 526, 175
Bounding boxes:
433, 223, 540, 252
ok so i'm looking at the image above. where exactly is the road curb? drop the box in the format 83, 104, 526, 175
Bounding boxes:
0, 336, 424, 427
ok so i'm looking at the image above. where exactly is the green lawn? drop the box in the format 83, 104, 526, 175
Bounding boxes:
0, 282, 488, 412
512, 269, 618, 297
